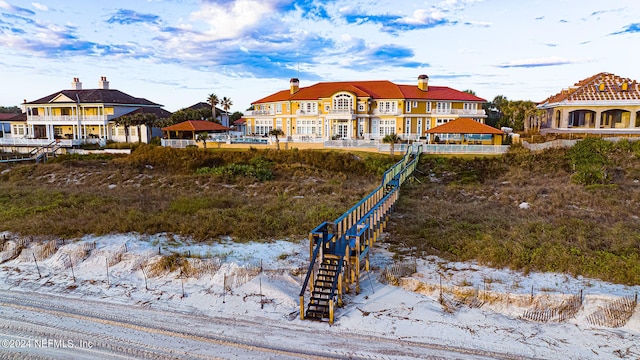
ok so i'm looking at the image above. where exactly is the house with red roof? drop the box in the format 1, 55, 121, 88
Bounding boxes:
245, 75, 487, 141
537, 72, 640, 135
425, 117, 504, 144
161, 120, 230, 146
2, 77, 171, 148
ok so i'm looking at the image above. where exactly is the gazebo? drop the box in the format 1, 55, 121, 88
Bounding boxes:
426, 118, 504, 145
162, 120, 230, 140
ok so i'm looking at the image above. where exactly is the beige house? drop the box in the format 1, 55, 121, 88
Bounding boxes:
538, 72, 640, 135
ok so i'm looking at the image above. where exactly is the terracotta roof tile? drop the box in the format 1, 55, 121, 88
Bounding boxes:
161, 120, 230, 132
426, 118, 504, 134
252, 80, 486, 104
540, 72, 640, 105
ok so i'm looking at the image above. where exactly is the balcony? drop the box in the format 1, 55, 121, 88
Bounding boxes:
248, 110, 275, 116
373, 109, 400, 116
28, 115, 109, 123
296, 109, 319, 116
434, 109, 487, 116
328, 108, 354, 115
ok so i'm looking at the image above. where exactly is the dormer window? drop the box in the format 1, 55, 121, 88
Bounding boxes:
598, 83, 606, 92
621, 82, 629, 91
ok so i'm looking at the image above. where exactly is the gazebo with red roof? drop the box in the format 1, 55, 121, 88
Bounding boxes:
162, 120, 230, 141
426, 118, 504, 144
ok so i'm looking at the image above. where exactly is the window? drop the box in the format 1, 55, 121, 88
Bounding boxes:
405, 118, 411, 134
436, 102, 451, 114
413, 101, 418, 108
333, 94, 353, 110
405, 101, 411, 113
379, 119, 396, 136
255, 119, 273, 135
358, 118, 365, 137
378, 101, 397, 114
417, 118, 422, 135
358, 103, 365, 112
54, 127, 63, 136
296, 119, 320, 135
436, 118, 453, 125
275, 103, 282, 114
276, 118, 282, 130
426, 102, 432, 112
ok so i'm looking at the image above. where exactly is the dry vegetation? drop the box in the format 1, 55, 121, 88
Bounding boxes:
2, 140, 640, 286
0, 145, 396, 242
387, 139, 640, 286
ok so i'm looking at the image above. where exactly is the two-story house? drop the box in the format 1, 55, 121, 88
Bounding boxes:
244, 75, 487, 141
537, 72, 640, 135
6, 77, 170, 148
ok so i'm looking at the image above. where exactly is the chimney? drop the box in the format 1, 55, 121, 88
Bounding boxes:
290, 78, 299, 94
71, 77, 82, 90
98, 76, 110, 90
418, 74, 428, 91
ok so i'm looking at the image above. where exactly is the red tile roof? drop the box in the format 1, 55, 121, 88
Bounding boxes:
161, 120, 230, 132
426, 118, 504, 134
233, 118, 246, 125
252, 80, 486, 104
540, 72, 640, 105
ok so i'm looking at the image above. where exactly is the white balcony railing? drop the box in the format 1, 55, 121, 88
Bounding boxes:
248, 110, 275, 116
28, 115, 109, 122
296, 109, 319, 115
373, 109, 400, 115
434, 109, 487, 116
328, 108, 354, 115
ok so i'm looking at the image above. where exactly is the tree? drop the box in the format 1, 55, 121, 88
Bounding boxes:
207, 93, 219, 121
141, 113, 160, 143
0, 106, 21, 114
383, 133, 401, 155
269, 128, 285, 150
114, 115, 136, 143
196, 132, 209, 149
462, 89, 476, 96
221, 97, 233, 120
229, 111, 243, 122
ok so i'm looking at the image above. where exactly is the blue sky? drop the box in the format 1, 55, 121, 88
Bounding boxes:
0, 0, 639, 112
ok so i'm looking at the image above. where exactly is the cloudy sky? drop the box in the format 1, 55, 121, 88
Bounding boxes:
0, 0, 639, 112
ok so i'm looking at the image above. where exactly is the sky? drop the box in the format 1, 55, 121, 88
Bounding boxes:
0, 0, 639, 113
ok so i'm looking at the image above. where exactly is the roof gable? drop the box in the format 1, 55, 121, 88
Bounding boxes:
50, 93, 75, 103
426, 118, 503, 134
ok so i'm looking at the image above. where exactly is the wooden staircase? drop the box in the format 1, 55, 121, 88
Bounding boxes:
305, 256, 340, 320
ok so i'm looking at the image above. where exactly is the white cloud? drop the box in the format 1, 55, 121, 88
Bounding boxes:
0, 1, 10, 10
398, 8, 447, 25
189, 0, 275, 41
32, 2, 48, 11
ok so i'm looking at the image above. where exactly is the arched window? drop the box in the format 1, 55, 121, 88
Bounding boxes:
333, 94, 353, 110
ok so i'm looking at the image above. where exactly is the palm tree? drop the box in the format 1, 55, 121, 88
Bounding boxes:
141, 113, 159, 143
207, 93, 219, 121
269, 128, 285, 150
114, 115, 136, 143
196, 132, 209, 149
383, 133, 400, 155
221, 97, 233, 125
